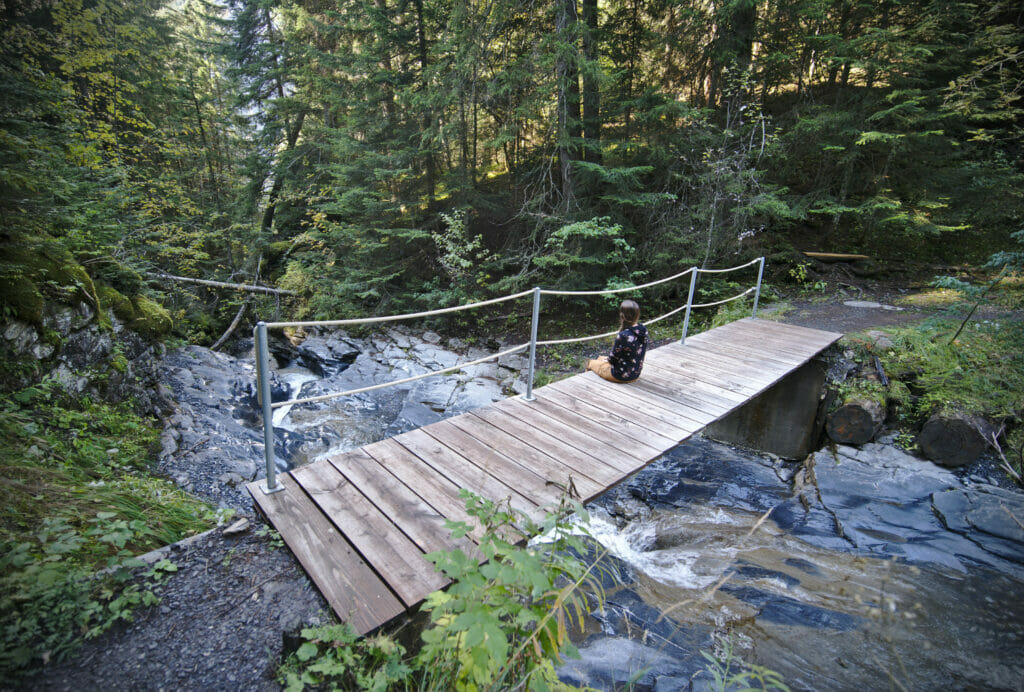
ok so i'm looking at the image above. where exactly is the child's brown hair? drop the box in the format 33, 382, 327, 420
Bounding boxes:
619, 299, 640, 331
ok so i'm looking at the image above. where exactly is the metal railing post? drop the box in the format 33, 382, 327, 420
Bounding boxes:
256, 321, 282, 494
523, 287, 541, 401
680, 268, 698, 345
752, 256, 765, 318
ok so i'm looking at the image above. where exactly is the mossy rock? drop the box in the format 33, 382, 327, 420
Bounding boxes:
1, 238, 104, 325
97, 284, 136, 322
129, 295, 172, 338
76, 252, 144, 295
0, 272, 45, 325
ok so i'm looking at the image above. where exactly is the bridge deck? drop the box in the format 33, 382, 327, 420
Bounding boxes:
247, 318, 842, 633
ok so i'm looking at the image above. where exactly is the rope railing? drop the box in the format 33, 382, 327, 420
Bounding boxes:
261, 288, 535, 329
538, 266, 696, 297
253, 256, 766, 494
268, 344, 530, 409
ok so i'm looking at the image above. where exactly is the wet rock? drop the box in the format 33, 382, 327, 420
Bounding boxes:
720, 585, 859, 631
559, 638, 681, 691
803, 443, 1024, 575
931, 486, 1024, 563
296, 336, 359, 377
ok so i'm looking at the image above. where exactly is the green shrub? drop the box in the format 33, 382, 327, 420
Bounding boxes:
280, 490, 607, 691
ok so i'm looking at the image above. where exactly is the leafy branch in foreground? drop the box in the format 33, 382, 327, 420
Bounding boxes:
280, 489, 608, 691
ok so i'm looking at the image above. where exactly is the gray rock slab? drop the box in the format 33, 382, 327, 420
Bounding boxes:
810, 445, 1024, 573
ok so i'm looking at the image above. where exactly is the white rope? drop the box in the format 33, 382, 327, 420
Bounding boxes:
261, 259, 758, 329
269, 343, 530, 409
533, 286, 754, 347
695, 257, 761, 274
536, 330, 619, 347
263, 289, 535, 329
690, 286, 756, 309
539, 266, 695, 297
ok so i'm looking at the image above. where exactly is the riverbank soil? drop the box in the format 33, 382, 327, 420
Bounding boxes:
24, 277, 1023, 690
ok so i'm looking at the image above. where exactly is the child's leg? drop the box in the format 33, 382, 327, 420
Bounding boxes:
586, 356, 622, 382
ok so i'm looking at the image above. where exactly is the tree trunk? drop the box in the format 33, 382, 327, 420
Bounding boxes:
826, 397, 885, 445
581, 0, 600, 165
412, 0, 435, 203
918, 413, 990, 467
556, 0, 580, 208
260, 109, 306, 236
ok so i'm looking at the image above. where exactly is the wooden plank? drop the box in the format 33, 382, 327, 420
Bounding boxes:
291, 462, 448, 607
473, 402, 635, 477
503, 394, 668, 459
361, 437, 483, 541
533, 386, 680, 450
548, 376, 704, 437
724, 318, 842, 347
565, 374, 714, 431
326, 448, 472, 556
444, 413, 606, 500
573, 369, 716, 421
651, 345, 785, 391
394, 427, 539, 515
636, 363, 749, 410
802, 251, 870, 261
687, 331, 811, 366
248, 473, 403, 633
467, 407, 625, 491
683, 338, 808, 370
629, 377, 728, 421
420, 419, 565, 509
646, 346, 769, 395
491, 397, 649, 472
696, 319, 831, 352
642, 358, 757, 401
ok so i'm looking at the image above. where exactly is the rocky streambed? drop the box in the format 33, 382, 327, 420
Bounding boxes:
155, 325, 528, 512
559, 437, 1024, 690
30, 320, 1024, 691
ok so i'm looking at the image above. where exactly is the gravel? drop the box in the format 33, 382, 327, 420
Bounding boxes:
25, 524, 329, 691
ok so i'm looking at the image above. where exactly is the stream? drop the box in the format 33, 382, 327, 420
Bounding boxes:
559, 437, 1024, 691
158, 333, 1024, 690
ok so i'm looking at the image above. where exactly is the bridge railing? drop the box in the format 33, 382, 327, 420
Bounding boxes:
254, 256, 765, 494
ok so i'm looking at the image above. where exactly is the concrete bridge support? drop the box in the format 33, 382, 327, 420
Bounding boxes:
704, 357, 830, 460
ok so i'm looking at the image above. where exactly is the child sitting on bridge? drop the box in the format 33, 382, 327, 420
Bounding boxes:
586, 299, 648, 383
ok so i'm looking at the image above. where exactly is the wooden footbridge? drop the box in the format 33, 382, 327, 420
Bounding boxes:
246, 317, 842, 634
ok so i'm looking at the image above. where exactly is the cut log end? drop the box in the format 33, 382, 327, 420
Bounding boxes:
826, 398, 884, 445
918, 413, 988, 467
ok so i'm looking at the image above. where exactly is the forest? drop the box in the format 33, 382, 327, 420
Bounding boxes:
2, 0, 1021, 338
2, 0, 1024, 684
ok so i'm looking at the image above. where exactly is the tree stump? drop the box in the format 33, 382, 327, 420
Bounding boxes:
918, 413, 989, 467
826, 398, 885, 445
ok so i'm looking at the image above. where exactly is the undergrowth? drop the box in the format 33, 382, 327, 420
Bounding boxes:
0, 376, 217, 676
847, 317, 1024, 480
280, 490, 609, 691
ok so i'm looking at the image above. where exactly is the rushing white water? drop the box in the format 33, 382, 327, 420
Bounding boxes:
272, 367, 319, 428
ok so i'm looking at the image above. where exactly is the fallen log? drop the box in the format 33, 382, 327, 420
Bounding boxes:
826, 397, 885, 445
918, 412, 990, 467
802, 251, 871, 262
146, 272, 296, 296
